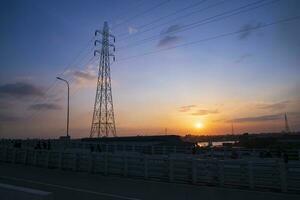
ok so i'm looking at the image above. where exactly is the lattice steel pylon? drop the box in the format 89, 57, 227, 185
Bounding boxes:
90, 22, 117, 137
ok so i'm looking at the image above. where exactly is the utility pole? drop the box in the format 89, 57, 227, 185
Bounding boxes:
90, 22, 117, 138
56, 77, 70, 138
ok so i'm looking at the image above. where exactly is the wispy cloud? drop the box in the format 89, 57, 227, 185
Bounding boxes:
28, 103, 61, 111
0, 82, 44, 98
179, 105, 196, 112
157, 35, 181, 48
238, 22, 262, 40
231, 113, 283, 123
67, 65, 97, 88
162, 24, 181, 34
157, 24, 182, 48
235, 54, 252, 63
179, 105, 219, 116
191, 109, 219, 116
14, 76, 33, 82
73, 70, 96, 81
256, 101, 290, 111
128, 26, 138, 34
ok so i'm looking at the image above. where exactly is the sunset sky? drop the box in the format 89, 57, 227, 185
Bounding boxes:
0, 0, 300, 138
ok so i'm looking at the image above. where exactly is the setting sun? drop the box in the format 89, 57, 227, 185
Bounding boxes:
195, 122, 204, 129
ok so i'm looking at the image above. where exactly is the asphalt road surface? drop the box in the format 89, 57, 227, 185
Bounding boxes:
0, 163, 299, 200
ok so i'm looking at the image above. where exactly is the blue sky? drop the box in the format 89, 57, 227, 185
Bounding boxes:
0, 0, 300, 138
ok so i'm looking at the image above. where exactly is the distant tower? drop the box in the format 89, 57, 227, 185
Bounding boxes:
284, 113, 291, 134
231, 122, 234, 135
90, 22, 117, 137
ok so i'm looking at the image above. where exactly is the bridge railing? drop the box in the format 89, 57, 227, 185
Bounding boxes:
1, 147, 300, 194
1, 139, 300, 161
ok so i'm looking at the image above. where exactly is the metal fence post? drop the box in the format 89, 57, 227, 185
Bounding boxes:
169, 158, 174, 182
192, 158, 197, 184
89, 153, 94, 173
248, 160, 254, 189
73, 153, 78, 171
59, 151, 63, 169
6, 148, 9, 162
218, 161, 224, 187
2, 148, 7, 162
23, 149, 28, 165
46, 151, 50, 168
33, 150, 38, 166
279, 160, 287, 192
12, 149, 17, 163
151, 146, 154, 155
123, 155, 128, 177
104, 153, 108, 175
144, 156, 148, 179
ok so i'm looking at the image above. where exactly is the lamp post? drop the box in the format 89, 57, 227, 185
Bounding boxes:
56, 77, 70, 138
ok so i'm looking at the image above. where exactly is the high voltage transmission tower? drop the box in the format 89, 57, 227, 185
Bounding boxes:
90, 22, 117, 138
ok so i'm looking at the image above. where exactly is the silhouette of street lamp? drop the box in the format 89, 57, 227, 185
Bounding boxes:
56, 77, 70, 138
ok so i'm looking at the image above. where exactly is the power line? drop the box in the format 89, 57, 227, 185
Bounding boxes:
25, 36, 97, 121
118, 0, 276, 50
112, 0, 171, 30
27, 43, 112, 127
26, 0, 230, 114
24, 47, 95, 122
118, 0, 271, 48
26, 56, 98, 122
25, 0, 206, 119
117, 15, 300, 62
118, 0, 225, 41
27, 36, 96, 110
110, 0, 146, 27
68, 57, 102, 98
116, 0, 208, 37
